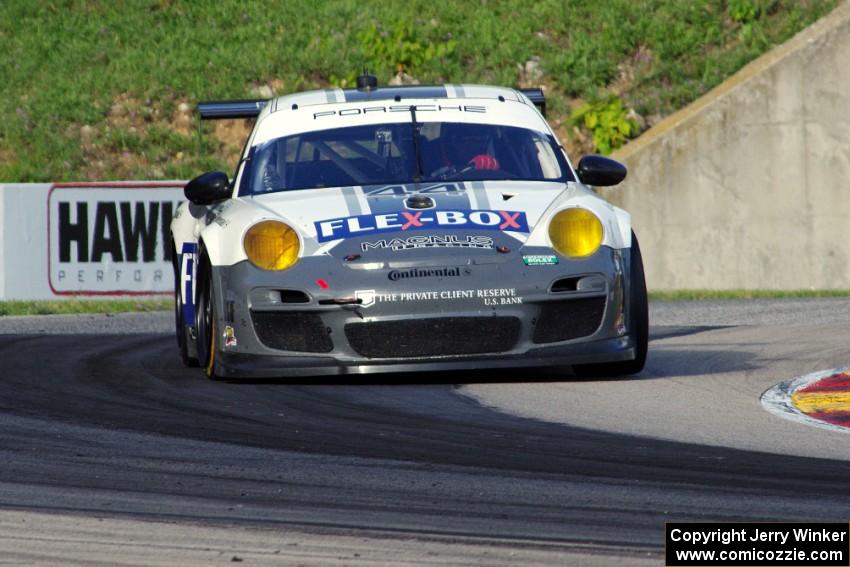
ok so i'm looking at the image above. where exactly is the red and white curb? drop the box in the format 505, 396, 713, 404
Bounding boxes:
761, 367, 850, 434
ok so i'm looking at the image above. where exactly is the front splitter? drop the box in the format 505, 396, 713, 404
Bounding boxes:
216, 335, 635, 379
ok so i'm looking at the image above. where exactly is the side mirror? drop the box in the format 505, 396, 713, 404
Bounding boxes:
185, 171, 231, 205
576, 155, 627, 187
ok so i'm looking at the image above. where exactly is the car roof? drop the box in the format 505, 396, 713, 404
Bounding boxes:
262, 84, 538, 114
245, 84, 549, 147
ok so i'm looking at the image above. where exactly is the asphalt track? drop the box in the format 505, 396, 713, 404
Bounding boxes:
0, 299, 849, 565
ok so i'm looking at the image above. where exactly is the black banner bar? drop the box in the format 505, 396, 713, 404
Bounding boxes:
666, 522, 849, 566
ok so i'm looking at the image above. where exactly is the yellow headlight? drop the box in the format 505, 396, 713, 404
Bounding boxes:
243, 220, 300, 270
548, 208, 604, 258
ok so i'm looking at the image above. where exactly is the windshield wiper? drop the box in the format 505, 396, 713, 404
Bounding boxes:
409, 106, 424, 183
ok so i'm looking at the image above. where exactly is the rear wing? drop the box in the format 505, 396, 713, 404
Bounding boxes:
197, 99, 267, 120
197, 87, 546, 120
519, 88, 546, 116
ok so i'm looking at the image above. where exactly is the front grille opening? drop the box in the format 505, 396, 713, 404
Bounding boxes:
279, 289, 310, 303
345, 317, 520, 359
551, 274, 606, 293
252, 312, 333, 352
533, 297, 606, 344
551, 277, 580, 292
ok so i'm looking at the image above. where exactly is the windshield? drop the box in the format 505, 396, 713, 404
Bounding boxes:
239, 121, 574, 195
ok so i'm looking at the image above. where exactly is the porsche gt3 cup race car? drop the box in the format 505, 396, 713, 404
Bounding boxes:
170, 74, 648, 379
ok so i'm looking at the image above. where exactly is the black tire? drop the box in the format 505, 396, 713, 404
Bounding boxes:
195, 255, 221, 380
574, 231, 648, 377
173, 247, 198, 367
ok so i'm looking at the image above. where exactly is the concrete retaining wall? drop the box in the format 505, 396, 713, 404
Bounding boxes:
599, 0, 850, 290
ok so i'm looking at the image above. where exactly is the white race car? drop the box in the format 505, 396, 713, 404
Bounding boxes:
171, 74, 647, 379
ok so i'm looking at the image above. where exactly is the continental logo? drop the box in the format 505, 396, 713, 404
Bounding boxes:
387, 266, 472, 282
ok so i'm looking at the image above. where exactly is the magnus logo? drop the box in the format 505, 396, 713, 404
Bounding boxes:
387, 267, 471, 281
48, 185, 185, 294
361, 234, 494, 252
315, 209, 529, 242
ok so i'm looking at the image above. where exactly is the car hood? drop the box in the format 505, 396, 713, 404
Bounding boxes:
248, 180, 572, 247
193, 179, 628, 268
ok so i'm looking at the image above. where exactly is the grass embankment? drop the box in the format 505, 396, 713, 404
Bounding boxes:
0, 0, 837, 181
0, 299, 171, 316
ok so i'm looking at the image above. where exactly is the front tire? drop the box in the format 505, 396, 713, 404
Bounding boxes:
574, 231, 648, 377
195, 256, 221, 380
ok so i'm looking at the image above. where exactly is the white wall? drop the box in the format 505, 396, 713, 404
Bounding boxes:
0, 183, 184, 300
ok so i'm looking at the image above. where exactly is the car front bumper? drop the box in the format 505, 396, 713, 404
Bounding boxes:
206, 246, 636, 378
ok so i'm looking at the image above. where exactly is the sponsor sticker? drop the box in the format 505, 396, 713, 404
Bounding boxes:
315, 209, 529, 242
180, 242, 198, 323
354, 289, 376, 308
354, 287, 522, 308
361, 234, 494, 252
523, 254, 559, 266
480, 287, 523, 306
387, 267, 472, 281
224, 325, 238, 348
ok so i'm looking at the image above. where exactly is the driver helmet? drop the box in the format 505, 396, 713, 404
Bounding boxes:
441, 123, 499, 170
